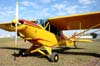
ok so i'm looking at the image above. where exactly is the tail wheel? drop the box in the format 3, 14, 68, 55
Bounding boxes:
74, 41, 77, 49
50, 52, 59, 62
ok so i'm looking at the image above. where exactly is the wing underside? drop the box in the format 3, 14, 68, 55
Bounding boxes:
49, 12, 100, 30
0, 23, 15, 32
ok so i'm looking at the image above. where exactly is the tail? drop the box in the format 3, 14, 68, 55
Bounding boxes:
61, 32, 77, 41
62, 32, 77, 47
70, 32, 77, 41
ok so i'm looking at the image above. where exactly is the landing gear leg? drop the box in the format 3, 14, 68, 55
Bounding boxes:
43, 46, 59, 62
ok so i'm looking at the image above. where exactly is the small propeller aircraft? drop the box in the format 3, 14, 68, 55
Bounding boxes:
0, 1, 100, 62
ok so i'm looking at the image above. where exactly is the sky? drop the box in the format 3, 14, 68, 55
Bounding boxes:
0, 0, 100, 36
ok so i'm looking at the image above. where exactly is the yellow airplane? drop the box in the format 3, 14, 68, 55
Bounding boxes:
0, 1, 100, 62
0, 12, 100, 62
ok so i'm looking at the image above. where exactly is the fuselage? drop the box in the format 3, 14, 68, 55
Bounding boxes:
16, 19, 60, 47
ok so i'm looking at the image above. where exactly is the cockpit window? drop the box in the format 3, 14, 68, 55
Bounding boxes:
36, 19, 48, 27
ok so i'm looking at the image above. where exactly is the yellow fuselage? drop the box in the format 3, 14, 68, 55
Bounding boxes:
18, 24, 58, 47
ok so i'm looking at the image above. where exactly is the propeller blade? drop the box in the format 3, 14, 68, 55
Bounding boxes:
15, 0, 19, 48
14, 0, 19, 60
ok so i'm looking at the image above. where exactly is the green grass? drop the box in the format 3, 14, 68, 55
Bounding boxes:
0, 38, 23, 47
0, 38, 14, 43
0, 38, 22, 43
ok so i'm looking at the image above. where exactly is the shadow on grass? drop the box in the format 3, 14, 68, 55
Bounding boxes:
0, 47, 48, 59
0, 47, 100, 58
53, 50, 100, 57
0, 47, 26, 50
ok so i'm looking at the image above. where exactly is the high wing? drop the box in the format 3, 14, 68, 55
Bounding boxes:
48, 12, 100, 30
0, 22, 15, 32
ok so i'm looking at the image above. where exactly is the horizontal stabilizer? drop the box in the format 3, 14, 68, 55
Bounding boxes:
76, 39, 93, 42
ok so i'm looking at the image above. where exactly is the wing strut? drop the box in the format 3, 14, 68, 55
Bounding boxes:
71, 23, 100, 38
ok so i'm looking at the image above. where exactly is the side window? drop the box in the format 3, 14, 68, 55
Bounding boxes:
36, 19, 62, 36
48, 24, 61, 36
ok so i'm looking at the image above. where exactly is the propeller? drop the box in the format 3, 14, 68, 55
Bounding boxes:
15, 0, 18, 47
13, 0, 19, 60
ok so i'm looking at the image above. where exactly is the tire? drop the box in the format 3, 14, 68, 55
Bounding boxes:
19, 49, 27, 56
50, 52, 59, 62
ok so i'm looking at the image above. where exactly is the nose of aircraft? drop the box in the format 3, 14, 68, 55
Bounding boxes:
12, 19, 18, 27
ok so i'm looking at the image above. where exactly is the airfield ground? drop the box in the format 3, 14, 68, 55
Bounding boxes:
0, 38, 100, 66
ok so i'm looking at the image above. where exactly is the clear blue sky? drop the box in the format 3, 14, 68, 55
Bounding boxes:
0, 0, 100, 36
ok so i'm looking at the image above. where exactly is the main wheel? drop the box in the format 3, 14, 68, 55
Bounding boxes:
19, 49, 28, 56
50, 52, 59, 62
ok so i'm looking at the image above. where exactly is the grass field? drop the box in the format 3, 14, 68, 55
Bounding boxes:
0, 38, 100, 66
